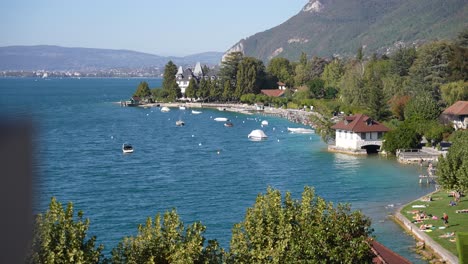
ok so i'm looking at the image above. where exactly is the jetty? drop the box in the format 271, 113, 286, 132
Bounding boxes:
396, 148, 446, 164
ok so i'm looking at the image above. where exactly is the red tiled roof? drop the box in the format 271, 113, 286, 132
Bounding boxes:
277, 81, 286, 86
371, 240, 411, 264
443, 101, 468, 115
331, 114, 390, 133
261, 89, 285, 97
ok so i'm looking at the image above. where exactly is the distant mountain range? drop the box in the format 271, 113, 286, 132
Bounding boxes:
225, 0, 468, 61
0, 45, 224, 71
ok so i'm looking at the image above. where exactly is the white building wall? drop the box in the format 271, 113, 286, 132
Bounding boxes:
335, 130, 384, 150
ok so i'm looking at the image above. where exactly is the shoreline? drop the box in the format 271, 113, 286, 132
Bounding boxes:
393, 191, 459, 264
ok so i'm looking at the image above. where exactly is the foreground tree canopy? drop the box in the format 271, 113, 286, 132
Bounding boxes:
30, 187, 375, 263
437, 130, 468, 192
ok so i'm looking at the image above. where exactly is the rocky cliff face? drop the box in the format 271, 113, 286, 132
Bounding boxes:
224, 0, 468, 62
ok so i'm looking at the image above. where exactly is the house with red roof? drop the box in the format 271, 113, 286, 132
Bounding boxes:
260, 89, 285, 97
441, 100, 468, 130
330, 114, 390, 154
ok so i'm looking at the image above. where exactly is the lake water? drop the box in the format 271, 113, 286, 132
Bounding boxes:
0, 78, 434, 262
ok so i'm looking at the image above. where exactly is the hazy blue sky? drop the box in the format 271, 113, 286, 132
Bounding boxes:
0, 0, 307, 56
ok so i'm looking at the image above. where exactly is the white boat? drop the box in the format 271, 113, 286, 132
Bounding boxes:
287, 127, 315, 134
214, 117, 228, 122
191, 110, 202, 114
161, 106, 170, 112
248, 129, 268, 141
224, 122, 234, 127
176, 120, 185, 126
179, 106, 186, 110
261, 120, 269, 126
122, 143, 134, 153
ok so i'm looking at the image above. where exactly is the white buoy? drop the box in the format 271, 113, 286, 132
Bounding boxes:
146, 113, 149, 116
217, 150, 220, 154
111, 136, 113, 139
199, 143, 202, 146
192, 135, 195, 137
277, 139, 280, 142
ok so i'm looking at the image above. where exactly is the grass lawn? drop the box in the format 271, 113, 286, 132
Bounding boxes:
400, 190, 468, 257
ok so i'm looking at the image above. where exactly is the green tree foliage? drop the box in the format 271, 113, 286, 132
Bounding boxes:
266, 57, 294, 87
208, 79, 222, 102
240, 93, 257, 104
388, 95, 410, 120
364, 59, 392, 120
407, 42, 454, 99
441, 80, 468, 106
197, 79, 210, 101
437, 131, 468, 192
390, 47, 417, 76
229, 187, 374, 263
219, 52, 243, 91
404, 92, 440, 121
307, 78, 325, 98
133, 81, 151, 98
455, 27, 468, 48
185, 78, 198, 100
234, 57, 266, 100
162, 61, 181, 101
321, 58, 345, 90
112, 209, 224, 264
340, 61, 366, 107
382, 121, 420, 154
28, 197, 103, 263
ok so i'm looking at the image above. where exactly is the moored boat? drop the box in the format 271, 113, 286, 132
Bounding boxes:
287, 127, 314, 134
224, 121, 234, 127
176, 120, 185, 126
161, 106, 170, 112
248, 129, 268, 141
214, 117, 228, 122
191, 110, 202, 114
261, 120, 269, 126
122, 143, 134, 153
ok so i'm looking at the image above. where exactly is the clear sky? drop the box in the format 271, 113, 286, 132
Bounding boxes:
0, 0, 307, 56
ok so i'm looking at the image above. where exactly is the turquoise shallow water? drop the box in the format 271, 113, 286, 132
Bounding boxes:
0, 78, 433, 262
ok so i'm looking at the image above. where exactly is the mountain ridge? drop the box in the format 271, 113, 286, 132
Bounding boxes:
225, 0, 468, 61
0, 45, 224, 71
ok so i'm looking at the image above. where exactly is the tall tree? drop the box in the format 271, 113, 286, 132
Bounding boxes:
321, 58, 344, 90
340, 61, 366, 107
235, 57, 266, 100
229, 187, 374, 263
133, 81, 151, 98
28, 198, 103, 264
390, 47, 417, 76
184, 78, 198, 100
197, 78, 210, 101
266, 57, 294, 87
407, 42, 454, 99
162, 61, 181, 101
437, 131, 468, 193
219, 52, 244, 92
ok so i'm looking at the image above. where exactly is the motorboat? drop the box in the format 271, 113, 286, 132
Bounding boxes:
261, 120, 269, 126
287, 127, 315, 134
176, 120, 185, 126
224, 122, 234, 127
191, 110, 202, 115
122, 143, 134, 153
248, 129, 268, 141
161, 106, 170, 112
179, 105, 186, 110
214, 117, 228, 122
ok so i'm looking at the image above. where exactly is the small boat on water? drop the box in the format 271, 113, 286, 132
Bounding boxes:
122, 143, 134, 153
176, 120, 185, 126
248, 129, 268, 141
261, 120, 269, 126
287, 127, 315, 134
224, 122, 234, 127
161, 106, 170, 112
179, 105, 186, 110
191, 110, 202, 115
214, 117, 228, 122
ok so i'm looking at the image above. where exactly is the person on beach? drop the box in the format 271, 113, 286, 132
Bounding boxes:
442, 213, 449, 227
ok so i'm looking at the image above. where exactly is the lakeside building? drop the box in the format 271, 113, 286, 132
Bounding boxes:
440, 100, 468, 130
175, 62, 217, 99
329, 114, 390, 154
260, 81, 290, 97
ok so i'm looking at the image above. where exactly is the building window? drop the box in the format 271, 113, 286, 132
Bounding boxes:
378, 132, 383, 139
361, 132, 366, 140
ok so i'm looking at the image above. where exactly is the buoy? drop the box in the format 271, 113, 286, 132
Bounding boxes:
217, 150, 220, 155
146, 113, 149, 116
192, 135, 195, 137
199, 143, 202, 146
111, 136, 113, 139
277, 139, 280, 142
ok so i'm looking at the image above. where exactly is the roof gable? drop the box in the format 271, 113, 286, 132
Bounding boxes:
261, 89, 285, 97
443, 101, 468, 115
331, 114, 390, 133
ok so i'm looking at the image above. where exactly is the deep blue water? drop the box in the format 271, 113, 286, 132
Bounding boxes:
0, 78, 433, 262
